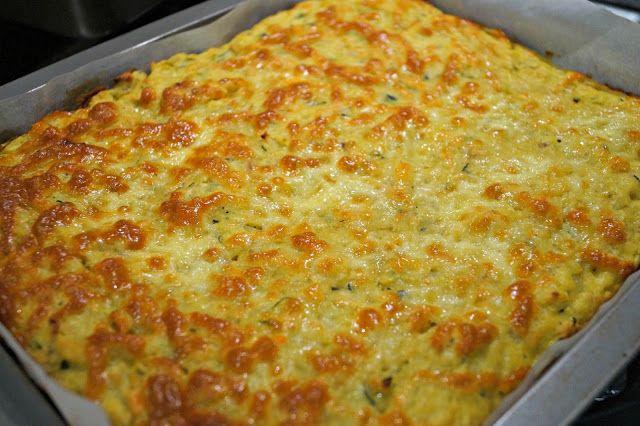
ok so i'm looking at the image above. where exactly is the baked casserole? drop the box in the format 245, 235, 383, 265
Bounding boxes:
0, 0, 639, 424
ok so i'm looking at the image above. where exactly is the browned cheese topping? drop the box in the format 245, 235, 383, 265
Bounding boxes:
0, 0, 639, 424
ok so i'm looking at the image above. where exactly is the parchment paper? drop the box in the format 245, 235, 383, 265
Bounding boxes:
0, 1, 639, 425
431, 0, 640, 94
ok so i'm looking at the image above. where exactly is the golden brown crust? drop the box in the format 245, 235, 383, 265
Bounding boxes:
1, 0, 639, 424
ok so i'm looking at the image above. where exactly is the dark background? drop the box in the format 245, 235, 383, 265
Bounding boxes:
0, 0, 638, 424
0, 0, 205, 86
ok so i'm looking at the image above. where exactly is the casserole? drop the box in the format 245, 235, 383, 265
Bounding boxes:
1, 0, 640, 424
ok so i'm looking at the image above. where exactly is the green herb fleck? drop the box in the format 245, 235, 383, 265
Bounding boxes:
362, 383, 392, 412
385, 94, 398, 102
215, 50, 231, 62
59, 359, 70, 370
363, 387, 377, 407
259, 319, 279, 328
272, 296, 298, 309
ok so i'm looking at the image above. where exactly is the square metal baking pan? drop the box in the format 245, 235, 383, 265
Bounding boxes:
1, 1, 640, 425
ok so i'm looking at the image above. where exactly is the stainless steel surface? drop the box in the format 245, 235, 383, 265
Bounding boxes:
593, 371, 627, 402
0, 0, 163, 38
0, 0, 239, 102
0, 0, 639, 424
597, 0, 640, 11
594, 1, 640, 21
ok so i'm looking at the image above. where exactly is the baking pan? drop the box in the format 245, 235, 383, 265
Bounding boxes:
1, 0, 640, 425
0, 342, 65, 426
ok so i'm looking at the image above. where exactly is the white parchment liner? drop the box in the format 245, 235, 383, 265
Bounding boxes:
0, 1, 639, 425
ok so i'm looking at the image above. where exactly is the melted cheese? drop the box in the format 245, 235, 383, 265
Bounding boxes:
1, 0, 640, 424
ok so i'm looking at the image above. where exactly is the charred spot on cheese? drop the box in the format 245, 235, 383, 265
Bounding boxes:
264, 82, 313, 110
88, 102, 118, 125
598, 217, 626, 244
291, 231, 328, 256
580, 247, 635, 278
504, 281, 535, 336
356, 308, 383, 333
102, 173, 129, 193
224, 336, 277, 373
86, 326, 145, 399
32, 202, 80, 241
73, 220, 146, 251
163, 119, 198, 149
431, 319, 498, 356
567, 208, 591, 227
188, 155, 242, 189
1, 0, 639, 425
280, 154, 321, 175
159, 191, 231, 226
68, 169, 93, 193
95, 257, 133, 290
275, 380, 330, 424
147, 256, 167, 270
416, 366, 529, 394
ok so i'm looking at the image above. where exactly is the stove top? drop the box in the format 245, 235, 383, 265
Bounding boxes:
0, 1, 639, 424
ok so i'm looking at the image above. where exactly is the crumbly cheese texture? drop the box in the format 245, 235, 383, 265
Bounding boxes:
1, 0, 639, 424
